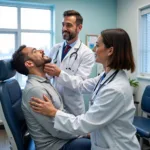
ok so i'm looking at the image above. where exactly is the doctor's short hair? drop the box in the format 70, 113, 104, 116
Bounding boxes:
11, 45, 29, 76
63, 10, 83, 25
101, 28, 135, 73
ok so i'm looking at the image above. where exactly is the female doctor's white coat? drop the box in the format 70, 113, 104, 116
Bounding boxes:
49, 39, 95, 116
54, 69, 140, 150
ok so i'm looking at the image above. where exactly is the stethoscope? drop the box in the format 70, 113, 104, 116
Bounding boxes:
53, 41, 82, 72
90, 70, 119, 105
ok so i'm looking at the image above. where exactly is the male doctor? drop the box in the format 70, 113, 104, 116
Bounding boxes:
45, 10, 95, 116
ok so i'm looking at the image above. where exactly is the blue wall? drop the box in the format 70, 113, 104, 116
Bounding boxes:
7, 0, 117, 110
9, 0, 117, 44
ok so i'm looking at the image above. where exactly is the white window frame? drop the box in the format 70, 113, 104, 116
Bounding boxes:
0, 1, 55, 87
138, 4, 150, 80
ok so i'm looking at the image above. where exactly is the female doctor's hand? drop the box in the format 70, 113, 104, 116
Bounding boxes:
44, 63, 61, 77
29, 95, 58, 117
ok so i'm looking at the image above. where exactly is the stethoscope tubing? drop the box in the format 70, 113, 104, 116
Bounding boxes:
94, 70, 119, 96
53, 41, 82, 71
90, 70, 119, 105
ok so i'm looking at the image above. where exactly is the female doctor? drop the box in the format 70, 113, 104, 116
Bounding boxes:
30, 28, 140, 150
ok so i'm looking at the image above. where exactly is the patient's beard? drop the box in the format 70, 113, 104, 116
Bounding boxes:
38, 57, 52, 72
34, 57, 52, 67
44, 57, 52, 64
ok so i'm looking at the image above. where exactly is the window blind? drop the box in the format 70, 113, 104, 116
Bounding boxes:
140, 12, 150, 74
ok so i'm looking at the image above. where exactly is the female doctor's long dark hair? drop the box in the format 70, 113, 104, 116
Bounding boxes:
101, 28, 135, 73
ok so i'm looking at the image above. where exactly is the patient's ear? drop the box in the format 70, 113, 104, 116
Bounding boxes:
25, 60, 34, 68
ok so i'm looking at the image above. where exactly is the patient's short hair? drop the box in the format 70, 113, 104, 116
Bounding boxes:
11, 45, 29, 76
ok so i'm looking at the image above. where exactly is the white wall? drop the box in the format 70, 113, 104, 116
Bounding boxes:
117, 0, 150, 114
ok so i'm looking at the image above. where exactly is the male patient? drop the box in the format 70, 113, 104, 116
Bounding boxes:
11, 45, 91, 150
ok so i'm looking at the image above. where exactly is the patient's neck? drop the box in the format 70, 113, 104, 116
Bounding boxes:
29, 67, 46, 78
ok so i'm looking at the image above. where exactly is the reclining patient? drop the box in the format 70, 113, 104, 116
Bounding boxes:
11, 45, 91, 150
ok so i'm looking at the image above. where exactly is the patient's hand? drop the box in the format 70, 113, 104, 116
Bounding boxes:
29, 95, 58, 117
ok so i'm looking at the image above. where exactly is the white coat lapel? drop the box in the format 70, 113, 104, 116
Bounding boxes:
57, 43, 64, 65
100, 69, 118, 85
90, 70, 118, 105
62, 39, 81, 61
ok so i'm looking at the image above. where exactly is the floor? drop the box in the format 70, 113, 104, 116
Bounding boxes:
0, 126, 150, 150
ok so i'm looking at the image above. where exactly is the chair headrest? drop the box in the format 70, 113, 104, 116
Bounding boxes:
0, 59, 16, 81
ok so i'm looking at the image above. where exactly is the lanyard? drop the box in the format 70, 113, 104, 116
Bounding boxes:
91, 70, 119, 105
93, 73, 106, 91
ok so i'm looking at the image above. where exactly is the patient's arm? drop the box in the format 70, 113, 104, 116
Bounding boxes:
22, 86, 77, 139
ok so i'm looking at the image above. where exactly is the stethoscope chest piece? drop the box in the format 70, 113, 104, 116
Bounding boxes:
65, 41, 82, 72
53, 41, 82, 72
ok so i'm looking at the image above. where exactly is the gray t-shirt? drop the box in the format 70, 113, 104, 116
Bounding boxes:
22, 75, 76, 150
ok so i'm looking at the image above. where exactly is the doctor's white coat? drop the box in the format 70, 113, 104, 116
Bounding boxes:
54, 70, 140, 150
49, 39, 95, 116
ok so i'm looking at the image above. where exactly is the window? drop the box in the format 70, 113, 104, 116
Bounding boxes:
139, 6, 150, 77
0, 2, 54, 88
0, 6, 17, 29
0, 34, 15, 60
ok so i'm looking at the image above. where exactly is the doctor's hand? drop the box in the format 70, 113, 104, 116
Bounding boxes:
29, 95, 58, 117
44, 63, 61, 77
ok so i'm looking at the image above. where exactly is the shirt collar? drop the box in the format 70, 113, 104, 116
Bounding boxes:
101, 69, 119, 84
64, 39, 78, 48
28, 74, 49, 83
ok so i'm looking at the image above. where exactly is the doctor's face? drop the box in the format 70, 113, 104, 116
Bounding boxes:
62, 16, 82, 42
95, 36, 113, 67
